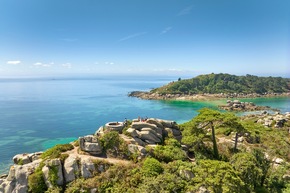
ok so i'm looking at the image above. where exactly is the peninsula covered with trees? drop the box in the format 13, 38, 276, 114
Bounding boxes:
129, 73, 290, 100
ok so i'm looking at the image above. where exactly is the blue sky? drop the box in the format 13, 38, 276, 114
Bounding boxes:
0, 0, 289, 77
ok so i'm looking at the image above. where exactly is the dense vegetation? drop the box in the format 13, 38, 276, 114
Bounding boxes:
151, 73, 290, 94
26, 109, 290, 193
61, 109, 290, 192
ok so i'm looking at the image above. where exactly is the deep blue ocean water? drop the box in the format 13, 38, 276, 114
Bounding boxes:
0, 76, 289, 174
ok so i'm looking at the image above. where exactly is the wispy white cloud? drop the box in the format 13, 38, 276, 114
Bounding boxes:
118, 32, 147, 42
177, 5, 193, 16
33, 62, 53, 67
160, 27, 173, 35
61, 63, 72, 68
7, 60, 21, 65
105, 61, 114, 65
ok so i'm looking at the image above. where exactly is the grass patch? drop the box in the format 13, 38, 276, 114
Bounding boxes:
41, 144, 74, 160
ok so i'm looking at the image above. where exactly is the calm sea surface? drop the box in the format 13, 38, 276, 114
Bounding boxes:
0, 76, 289, 174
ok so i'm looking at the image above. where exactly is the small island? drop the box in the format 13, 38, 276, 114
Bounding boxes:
129, 73, 290, 101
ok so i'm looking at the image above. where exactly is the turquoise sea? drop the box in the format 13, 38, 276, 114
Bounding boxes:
0, 76, 289, 174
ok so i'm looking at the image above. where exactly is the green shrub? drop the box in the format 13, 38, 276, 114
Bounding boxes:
17, 158, 24, 165
65, 178, 89, 193
45, 186, 62, 193
230, 152, 262, 192
41, 144, 74, 160
28, 163, 47, 193
59, 153, 69, 163
99, 131, 129, 158
151, 144, 187, 163
193, 159, 245, 193
165, 138, 181, 147
136, 173, 187, 193
73, 140, 79, 147
141, 157, 163, 177
48, 165, 59, 187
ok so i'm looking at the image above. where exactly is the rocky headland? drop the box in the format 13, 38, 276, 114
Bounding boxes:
129, 91, 290, 101
1, 112, 290, 192
0, 118, 182, 193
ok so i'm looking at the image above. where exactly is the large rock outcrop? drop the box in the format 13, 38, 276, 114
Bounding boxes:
0, 153, 112, 192
79, 135, 103, 155
0, 117, 181, 192
124, 118, 181, 146
63, 155, 80, 183
0, 159, 41, 193
42, 159, 64, 188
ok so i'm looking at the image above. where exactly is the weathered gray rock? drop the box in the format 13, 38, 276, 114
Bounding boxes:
80, 158, 95, 179
126, 128, 139, 138
63, 155, 80, 183
273, 158, 284, 164
13, 154, 31, 165
0, 181, 15, 193
6, 166, 16, 181
157, 119, 177, 128
141, 127, 162, 139
42, 159, 64, 188
79, 135, 103, 155
128, 144, 147, 156
12, 152, 42, 166
197, 186, 210, 193
84, 142, 103, 155
146, 118, 164, 128
91, 188, 97, 193
174, 135, 182, 141
84, 135, 93, 142
128, 144, 139, 154
95, 126, 105, 136
139, 130, 161, 144
131, 122, 158, 130
132, 137, 146, 146
256, 113, 289, 128
0, 159, 41, 193
164, 127, 182, 137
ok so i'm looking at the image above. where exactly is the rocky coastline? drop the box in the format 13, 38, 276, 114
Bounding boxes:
0, 118, 182, 193
1, 112, 289, 192
218, 99, 280, 112
128, 91, 290, 101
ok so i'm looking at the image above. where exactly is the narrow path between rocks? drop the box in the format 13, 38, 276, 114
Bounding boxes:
65, 146, 132, 165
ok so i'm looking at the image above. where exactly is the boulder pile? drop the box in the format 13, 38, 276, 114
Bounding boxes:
125, 118, 182, 145
257, 112, 290, 128
219, 100, 272, 111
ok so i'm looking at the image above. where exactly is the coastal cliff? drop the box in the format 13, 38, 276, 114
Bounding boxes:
1, 111, 290, 193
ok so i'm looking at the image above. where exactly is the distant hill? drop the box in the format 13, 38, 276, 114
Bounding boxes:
151, 73, 290, 95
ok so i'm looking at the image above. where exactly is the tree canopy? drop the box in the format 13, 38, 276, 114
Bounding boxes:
151, 73, 290, 94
